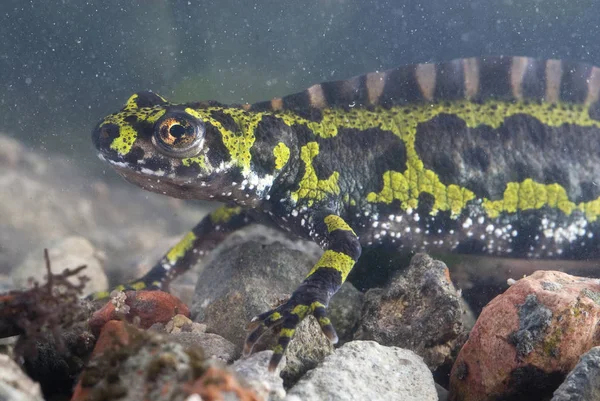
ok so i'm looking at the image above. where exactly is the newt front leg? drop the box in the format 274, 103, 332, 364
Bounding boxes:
244, 213, 361, 371
91, 205, 252, 300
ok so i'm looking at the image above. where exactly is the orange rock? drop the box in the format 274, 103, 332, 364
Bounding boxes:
184, 366, 262, 401
71, 320, 131, 401
89, 290, 190, 335
449, 270, 600, 401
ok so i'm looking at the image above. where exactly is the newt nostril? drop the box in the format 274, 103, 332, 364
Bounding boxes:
92, 123, 119, 150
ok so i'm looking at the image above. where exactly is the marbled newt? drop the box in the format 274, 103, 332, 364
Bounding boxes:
92, 56, 600, 370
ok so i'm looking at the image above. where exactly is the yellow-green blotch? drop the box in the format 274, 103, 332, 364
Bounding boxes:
307, 250, 355, 282
105, 108, 166, 156
279, 328, 296, 338
273, 142, 290, 169
290, 142, 340, 206
324, 215, 356, 234
185, 107, 258, 173
166, 231, 197, 264
291, 304, 310, 318
366, 170, 476, 217
130, 281, 147, 290
209, 206, 243, 224
483, 179, 600, 222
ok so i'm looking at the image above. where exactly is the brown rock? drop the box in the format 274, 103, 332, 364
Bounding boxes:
184, 366, 262, 401
89, 290, 189, 335
449, 270, 600, 401
71, 320, 129, 401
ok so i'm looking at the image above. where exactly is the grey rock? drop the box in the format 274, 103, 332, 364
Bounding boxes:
12, 236, 108, 296
171, 332, 238, 363
280, 315, 334, 387
436, 383, 449, 401
86, 333, 197, 401
191, 224, 334, 371
552, 346, 600, 401
0, 354, 44, 401
285, 340, 437, 401
354, 253, 465, 369
233, 351, 286, 401
150, 315, 236, 362
328, 281, 364, 344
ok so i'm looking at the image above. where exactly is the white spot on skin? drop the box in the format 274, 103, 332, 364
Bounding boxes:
108, 160, 131, 169
462, 218, 473, 229
140, 167, 166, 177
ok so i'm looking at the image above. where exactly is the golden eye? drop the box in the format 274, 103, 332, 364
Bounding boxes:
153, 111, 205, 158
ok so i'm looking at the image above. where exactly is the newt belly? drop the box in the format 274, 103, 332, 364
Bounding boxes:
92, 56, 600, 369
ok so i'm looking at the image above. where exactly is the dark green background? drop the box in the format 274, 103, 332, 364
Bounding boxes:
0, 0, 597, 176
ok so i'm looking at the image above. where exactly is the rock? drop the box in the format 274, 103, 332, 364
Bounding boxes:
327, 281, 364, 344
172, 332, 238, 363
12, 236, 108, 296
150, 315, 237, 361
0, 354, 44, 401
551, 346, 600, 401
354, 253, 465, 369
449, 271, 600, 401
73, 320, 260, 401
191, 224, 334, 374
279, 315, 334, 387
89, 290, 190, 335
436, 383, 449, 401
163, 313, 204, 334
233, 351, 286, 401
285, 340, 437, 401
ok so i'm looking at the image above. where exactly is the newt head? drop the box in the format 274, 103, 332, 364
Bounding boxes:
91, 91, 266, 203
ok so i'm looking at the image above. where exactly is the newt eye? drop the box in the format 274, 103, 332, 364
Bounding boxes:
153, 111, 205, 158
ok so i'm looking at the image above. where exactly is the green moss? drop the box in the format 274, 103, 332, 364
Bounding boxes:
542, 327, 563, 358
